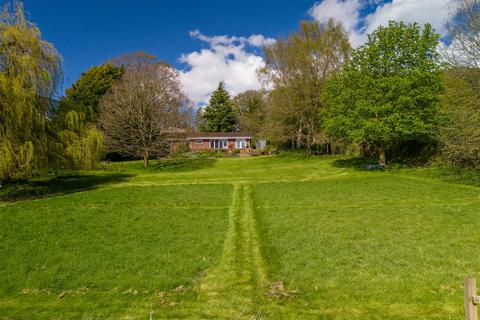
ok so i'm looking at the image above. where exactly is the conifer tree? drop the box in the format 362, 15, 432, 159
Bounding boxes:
202, 82, 237, 132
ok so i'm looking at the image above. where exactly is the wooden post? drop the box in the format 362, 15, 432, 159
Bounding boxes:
465, 277, 478, 320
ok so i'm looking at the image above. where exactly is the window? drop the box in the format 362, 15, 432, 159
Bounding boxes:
236, 139, 247, 149
195, 139, 203, 144
210, 139, 228, 149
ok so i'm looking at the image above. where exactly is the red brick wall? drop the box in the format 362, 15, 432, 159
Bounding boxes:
188, 138, 252, 151
189, 139, 210, 151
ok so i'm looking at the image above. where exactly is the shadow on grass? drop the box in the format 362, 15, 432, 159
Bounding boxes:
331, 157, 384, 171
0, 173, 133, 202
155, 158, 217, 172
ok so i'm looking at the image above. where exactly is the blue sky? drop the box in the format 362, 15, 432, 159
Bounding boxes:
16, 0, 449, 104
19, 1, 318, 89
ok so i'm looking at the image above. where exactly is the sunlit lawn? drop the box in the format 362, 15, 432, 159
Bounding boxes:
0, 185, 231, 319
254, 177, 480, 319
0, 155, 479, 319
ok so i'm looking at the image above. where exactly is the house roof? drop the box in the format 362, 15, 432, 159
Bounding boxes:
186, 132, 252, 140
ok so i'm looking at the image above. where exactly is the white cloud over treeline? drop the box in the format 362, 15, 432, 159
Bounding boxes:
180, 0, 452, 105
179, 31, 274, 105
310, 0, 450, 46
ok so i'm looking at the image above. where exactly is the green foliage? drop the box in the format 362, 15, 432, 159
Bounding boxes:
58, 112, 104, 170
324, 21, 443, 164
438, 67, 480, 167
233, 90, 267, 136
261, 19, 351, 155
61, 63, 124, 123
202, 82, 237, 132
0, 1, 62, 181
50, 103, 104, 171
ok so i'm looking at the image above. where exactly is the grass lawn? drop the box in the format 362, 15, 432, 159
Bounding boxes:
0, 155, 479, 319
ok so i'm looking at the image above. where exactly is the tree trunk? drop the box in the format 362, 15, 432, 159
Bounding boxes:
378, 147, 386, 167
143, 150, 149, 167
306, 130, 312, 157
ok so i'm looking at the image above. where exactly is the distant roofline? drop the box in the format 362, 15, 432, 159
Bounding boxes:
186, 132, 252, 140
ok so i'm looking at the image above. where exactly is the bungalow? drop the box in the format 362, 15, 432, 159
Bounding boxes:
187, 132, 252, 151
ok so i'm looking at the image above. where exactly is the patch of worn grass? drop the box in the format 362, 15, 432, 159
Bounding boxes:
158, 183, 272, 319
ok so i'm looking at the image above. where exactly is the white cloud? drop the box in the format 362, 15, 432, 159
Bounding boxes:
365, 0, 450, 35
179, 31, 273, 105
309, 0, 362, 32
310, 0, 451, 47
188, 30, 275, 48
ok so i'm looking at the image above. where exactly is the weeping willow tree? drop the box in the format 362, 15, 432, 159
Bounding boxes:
52, 110, 103, 171
0, 1, 62, 181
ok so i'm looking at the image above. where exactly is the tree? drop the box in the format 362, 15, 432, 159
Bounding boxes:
0, 1, 62, 181
99, 53, 188, 167
61, 63, 124, 123
50, 110, 103, 171
50, 63, 122, 170
260, 19, 351, 155
446, 0, 480, 67
324, 21, 443, 166
194, 107, 207, 131
233, 90, 267, 135
438, 67, 480, 167
201, 82, 236, 132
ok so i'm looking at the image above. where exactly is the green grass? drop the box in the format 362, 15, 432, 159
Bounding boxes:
0, 184, 231, 319
254, 177, 480, 319
0, 155, 479, 319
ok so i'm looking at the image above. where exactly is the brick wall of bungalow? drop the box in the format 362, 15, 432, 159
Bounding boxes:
189, 139, 211, 151
188, 138, 251, 151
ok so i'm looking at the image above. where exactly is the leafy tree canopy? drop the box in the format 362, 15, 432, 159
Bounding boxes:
260, 19, 351, 155
61, 63, 124, 123
233, 90, 267, 136
438, 67, 480, 167
324, 21, 443, 165
0, 0, 62, 181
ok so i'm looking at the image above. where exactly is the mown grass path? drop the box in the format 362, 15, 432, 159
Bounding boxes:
4, 157, 480, 319
164, 183, 286, 319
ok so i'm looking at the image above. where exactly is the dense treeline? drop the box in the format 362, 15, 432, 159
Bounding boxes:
226, 0, 480, 168
2, 0, 480, 182
0, 1, 192, 180
226, 20, 444, 165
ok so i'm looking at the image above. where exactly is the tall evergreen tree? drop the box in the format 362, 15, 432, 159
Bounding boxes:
202, 82, 236, 132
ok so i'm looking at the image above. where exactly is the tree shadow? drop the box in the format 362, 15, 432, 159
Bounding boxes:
155, 158, 217, 172
0, 173, 133, 202
331, 157, 385, 171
